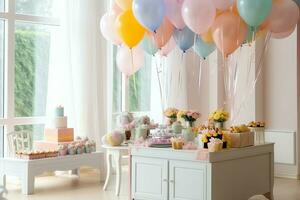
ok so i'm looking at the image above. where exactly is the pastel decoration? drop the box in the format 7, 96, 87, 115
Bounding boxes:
173, 27, 195, 53
193, 36, 216, 59
272, 25, 296, 39
211, 12, 247, 56
164, 0, 185, 30
245, 25, 256, 43
264, 0, 299, 34
55, 105, 64, 117
201, 29, 214, 43
159, 37, 176, 57
237, 0, 272, 27
115, 10, 146, 48
107, 131, 125, 146
147, 17, 174, 49
116, 0, 132, 11
132, 0, 166, 32
182, 0, 216, 34
112, 3, 123, 15
212, 0, 234, 11
100, 12, 122, 45
140, 35, 159, 56
116, 45, 144, 76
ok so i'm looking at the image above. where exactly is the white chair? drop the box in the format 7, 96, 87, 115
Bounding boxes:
7, 131, 33, 157
0, 186, 7, 199
249, 195, 269, 200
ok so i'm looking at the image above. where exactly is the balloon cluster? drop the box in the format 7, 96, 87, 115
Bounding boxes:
100, 0, 300, 76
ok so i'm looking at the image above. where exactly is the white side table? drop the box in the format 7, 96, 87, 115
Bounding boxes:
102, 145, 129, 196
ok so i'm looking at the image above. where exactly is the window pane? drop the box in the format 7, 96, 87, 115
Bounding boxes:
15, 22, 56, 117
0, 126, 3, 157
129, 55, 152, 112
16, 0, 59, 17
0, 20, 4, 118
15, 124, 44, 141
0, 0, 4, 12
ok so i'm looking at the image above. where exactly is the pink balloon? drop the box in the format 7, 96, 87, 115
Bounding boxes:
182, 0, 216, 34
100, 12, 122, 45
116, 46, 144, 76
159, 37, 176, 56
147, 18, 174, 48
272, 25, 296, 39
212, 0, 234, 11
211, 12, 247, 56
165, 0, 185, 30
264, 0, 299, 34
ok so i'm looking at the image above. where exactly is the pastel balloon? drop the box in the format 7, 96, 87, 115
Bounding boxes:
115, 10, 146, 48
212, 0, 234, 11
159, 37, 176, 56
237, 0, 272, 27
165, 0, 185, 29
245, 26, 256, 43
201, 29, 214, 43
293, 0, 300, 5
147, 18, 174, 48
265, 0, 299, 34
140, 36, 159, 55
194, 36, 216, 59
116, 46, 144, 76
112, 3, 123, 15
132, 0, 166, 32
272, 25, 296, 39
211, 12, 247, 56
182, 0, 216, 34
173, 26, 195, 52
100, 12, 122, 45
116, 0, 132, 11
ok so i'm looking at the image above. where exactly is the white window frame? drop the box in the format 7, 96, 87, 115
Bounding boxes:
0, 0, 60, 156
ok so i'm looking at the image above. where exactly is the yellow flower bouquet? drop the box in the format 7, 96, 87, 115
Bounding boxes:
164, 108, 179, 119
209, 109, 229, 123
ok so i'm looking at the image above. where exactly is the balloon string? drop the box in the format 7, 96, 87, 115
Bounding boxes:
198, 59, 203, 94
130, 49, 137, 99
155, 56, 164, 117
231, 31, 271, 123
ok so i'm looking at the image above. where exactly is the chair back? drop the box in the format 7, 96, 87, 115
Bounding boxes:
7, 131, 33, 157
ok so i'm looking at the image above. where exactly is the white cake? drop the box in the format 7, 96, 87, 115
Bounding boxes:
48, 116, 67, 128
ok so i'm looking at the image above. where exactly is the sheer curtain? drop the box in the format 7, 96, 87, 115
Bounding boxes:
47, 0, 107, 144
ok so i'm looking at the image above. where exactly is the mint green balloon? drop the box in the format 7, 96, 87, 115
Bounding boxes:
237, 0, 272, 27
245, 26, 256, 43
193, 36, 216, 59
140, 36, 158, 56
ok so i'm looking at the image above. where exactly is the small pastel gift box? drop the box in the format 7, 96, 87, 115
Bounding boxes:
227, 131, 254, 148
58, 144, 68, 156
207, 138, 223, 152
67, 145, 77, 155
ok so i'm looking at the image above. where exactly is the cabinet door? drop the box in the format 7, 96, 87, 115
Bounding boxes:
132, 156, 168, 200
169, 160, 207, 200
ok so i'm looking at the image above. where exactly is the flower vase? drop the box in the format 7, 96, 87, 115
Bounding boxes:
167, 117, 177, 126
214, 121, 225, 130
182, 127, 195, 142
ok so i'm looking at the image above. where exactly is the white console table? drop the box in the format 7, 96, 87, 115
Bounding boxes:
0, 152, 104, 195
131, 144, 274, 200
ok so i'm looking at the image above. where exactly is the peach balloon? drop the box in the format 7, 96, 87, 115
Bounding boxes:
213, 0, 234, 11
272, 25, 296, 39
264, 0, 299, 34
159, 37, 176, 56
116, 0, 132, 11
147, 18, 174, 48
112, 3, 123, 15
211, 12, 247, 56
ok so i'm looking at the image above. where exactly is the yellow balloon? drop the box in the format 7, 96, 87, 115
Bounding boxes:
116, 0, 132, 11
115, 10, 145, 48
201, 29, 214, 43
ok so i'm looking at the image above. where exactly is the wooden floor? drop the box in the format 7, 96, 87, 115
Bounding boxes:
2, 167, 300, 200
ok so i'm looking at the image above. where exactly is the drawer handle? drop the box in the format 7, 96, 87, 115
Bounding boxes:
163, 179, 168, 182
170, 180, 174, 183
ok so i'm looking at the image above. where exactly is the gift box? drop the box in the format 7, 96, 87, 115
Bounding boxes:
227, 132, 254, 148
44, 128, 74, 142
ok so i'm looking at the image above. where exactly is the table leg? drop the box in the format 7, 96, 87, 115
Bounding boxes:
114, 151, 121, 196
103, 151, 112, 191
22, 174, 35, 195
